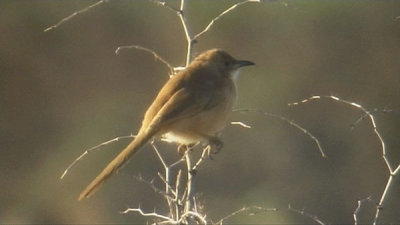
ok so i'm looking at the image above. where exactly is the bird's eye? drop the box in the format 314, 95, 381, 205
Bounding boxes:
224, 61, 230, 67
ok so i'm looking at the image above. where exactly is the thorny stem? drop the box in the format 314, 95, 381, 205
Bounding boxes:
179, 0, 193, 66
60, 134, 135, 179
353, 196, 372, 225
43, 0, 107, 32
234, 108, 327, 158
289, 95, 400, 224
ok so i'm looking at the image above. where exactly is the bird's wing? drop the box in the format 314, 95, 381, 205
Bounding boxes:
144, 86, 215, 135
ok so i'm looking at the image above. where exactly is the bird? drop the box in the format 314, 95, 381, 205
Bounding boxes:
78, 49, 254, 200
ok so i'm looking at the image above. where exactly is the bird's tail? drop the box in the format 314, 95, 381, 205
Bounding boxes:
78, 131, 152, 200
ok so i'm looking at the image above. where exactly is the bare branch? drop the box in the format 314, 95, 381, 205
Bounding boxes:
288, 95, 400, 224
44, 0, 107, 32
234, 108, 327, 158
230, 121, 252, 128
192, 0, 259, 41
152, 0, 182, 13
157, 172, 177, 198
288, 203, 326, 225
178, 0, 193, 66
122, 207, 174, 223
215, 206, 277, 225
192, 146, 211, 171
350, 108, 392, 129
353, 196, 372, 225
115, 45, 175, 76
134, 175, 174, 202
184, 151, 195, 212
60, 134, 135, 179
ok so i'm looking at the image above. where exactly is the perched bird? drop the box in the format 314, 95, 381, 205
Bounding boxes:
79, 49, 254, 200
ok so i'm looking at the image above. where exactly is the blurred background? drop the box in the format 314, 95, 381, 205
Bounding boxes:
1, 0, 400, 223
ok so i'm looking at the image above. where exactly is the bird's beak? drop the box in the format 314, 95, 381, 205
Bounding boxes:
235, 60, 255, 68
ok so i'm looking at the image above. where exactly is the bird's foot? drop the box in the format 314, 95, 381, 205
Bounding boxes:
206, 137, 223, 159
177, 144, 194, 156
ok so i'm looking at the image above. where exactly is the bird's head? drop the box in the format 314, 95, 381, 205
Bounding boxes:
194, 49, 255, 79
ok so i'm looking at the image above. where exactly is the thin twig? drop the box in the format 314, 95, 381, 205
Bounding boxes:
115, 45, 175, 76
153, 0, 182, 13
151, 142, 176, 219
350, 108, 393, 129
60, 134, 135, 179
353, 196, 372, 225
231, 121, 252, 128
178, 0, 193, 66
122, 207, 174, 223
44, 0, 107, 32
185, 151, 195, 212
234, 108, 327, 158
288, 203, 326, 225
157, 172, 177, 198
216, 206, 277, 225
288, 95, 400, 224
175, 169, 183, 219
134, 175, 174, 202
192, 146, 211, 171
192, 0, 259, 41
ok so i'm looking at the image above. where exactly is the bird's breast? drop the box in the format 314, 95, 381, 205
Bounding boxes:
162, 79, 237, 145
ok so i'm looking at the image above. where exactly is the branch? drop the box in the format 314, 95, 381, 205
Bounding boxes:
122, 207, 174, 223
134, 175, 174, 202
178, 0, 193, 66
115, 45, 175, 76
288, 95, 400, 224
192, 146, 211, 171
288, 203, 326, 225
44, 0, 107, 32
231, 121, 252, 128
184, 151, 195, 212
60, 134, 135, 179
153, 0, 182, 14
234, 108, 327, 158
215, 206, 277, 225
353, 196, 372, 225
192, 0, 259, 41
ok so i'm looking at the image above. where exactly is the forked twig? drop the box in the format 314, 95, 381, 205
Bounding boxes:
115, 45, 175, 76
134, 175, 176, 203
192, 0, 259, 41
234, 108, 327, 158
153, 0, 182, 13
288, 95, 400, 224
353, 196, 372, 225
191, 146, 212, 171
60, 134, 135, 179
44, 0, 107, 32
122, 207, 174, 223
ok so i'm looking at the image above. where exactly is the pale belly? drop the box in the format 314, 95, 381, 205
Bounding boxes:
162, 86, 236, 145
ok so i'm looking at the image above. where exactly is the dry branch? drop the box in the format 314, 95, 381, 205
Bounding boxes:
44, 0, 107, 32
353, 196, 372, 225
288, 203, 326, 225
115, 45, 175, 76
234, 108, 327, 158
60, 134, 135, 179
288, 95, 400, 224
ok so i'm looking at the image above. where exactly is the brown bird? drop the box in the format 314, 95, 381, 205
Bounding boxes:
78, 49, 254, 200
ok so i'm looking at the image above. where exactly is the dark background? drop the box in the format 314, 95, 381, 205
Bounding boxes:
1, 0, 400, 223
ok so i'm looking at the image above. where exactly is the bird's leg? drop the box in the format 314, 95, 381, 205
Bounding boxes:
207, 136, 223, 157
